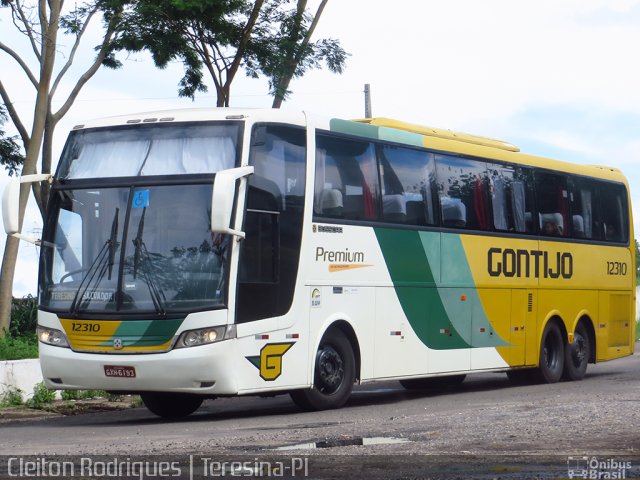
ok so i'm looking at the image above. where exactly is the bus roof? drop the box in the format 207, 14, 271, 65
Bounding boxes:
70, 108, 627, 185
356, 117, 521, 152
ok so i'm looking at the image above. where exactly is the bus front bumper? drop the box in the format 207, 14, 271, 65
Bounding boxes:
38, 340, 238, 395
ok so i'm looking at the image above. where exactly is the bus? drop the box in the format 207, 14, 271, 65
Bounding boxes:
3, 109, 635, 419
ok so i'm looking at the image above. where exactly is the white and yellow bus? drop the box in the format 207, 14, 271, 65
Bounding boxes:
4, 109, 635, 418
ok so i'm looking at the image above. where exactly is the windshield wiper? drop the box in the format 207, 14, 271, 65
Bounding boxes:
69, 209, 119, 316
132, 207, 167, 315
108, 208, 119, 280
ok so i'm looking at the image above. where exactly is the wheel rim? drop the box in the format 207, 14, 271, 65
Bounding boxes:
570, 332, 587, 368
543, 331, 560, 370
315, 345, 344, 395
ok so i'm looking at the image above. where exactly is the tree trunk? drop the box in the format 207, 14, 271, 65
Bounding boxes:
0, 237, 19, 334
272, 0, 328, 109
0, 2, 60, 335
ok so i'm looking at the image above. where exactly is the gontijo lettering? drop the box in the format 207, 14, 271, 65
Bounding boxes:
488, 247, 573, 279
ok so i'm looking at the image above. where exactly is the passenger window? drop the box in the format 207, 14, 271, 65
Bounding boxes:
487, 164, 535, 233
315, 134, 379, 221
569, 178, 600, 240
379, 145, 437, 225
599, 182, 628, 243
435, 155, 489, 230
535, 172, 570, 237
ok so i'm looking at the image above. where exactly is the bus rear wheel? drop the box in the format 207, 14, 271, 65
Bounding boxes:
290, 329, 356, 411
535, 321, 565, 383
563, 323, 590, 381
141, 392, 203, 419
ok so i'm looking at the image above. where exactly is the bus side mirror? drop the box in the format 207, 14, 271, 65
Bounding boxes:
211, 166, 254, 239
2, 174, 53, 244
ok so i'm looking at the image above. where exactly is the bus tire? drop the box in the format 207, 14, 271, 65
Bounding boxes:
400, 374, 466, 390
535, 321, 565, 384
290, 329, 356, 411
141, 392, 203, 419
563, 323, 590, 381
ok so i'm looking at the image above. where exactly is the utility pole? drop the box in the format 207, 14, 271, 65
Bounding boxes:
364, 83, 372, 118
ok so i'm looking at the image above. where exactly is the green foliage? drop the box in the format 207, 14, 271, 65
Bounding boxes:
0, 106, 24, 176
111, 0, 347, 105
9, 295, 38, 338
26, 382, 56, 409
0, 386, 24, 407
0, 335, 38, 360
61, 389, 108, 400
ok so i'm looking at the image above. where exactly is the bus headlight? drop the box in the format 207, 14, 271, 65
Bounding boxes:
37, 327, 70, 348
175, 325, 236, 349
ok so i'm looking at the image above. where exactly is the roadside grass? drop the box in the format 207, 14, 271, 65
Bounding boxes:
0, 334, 38, 360
1, 384, 143, 416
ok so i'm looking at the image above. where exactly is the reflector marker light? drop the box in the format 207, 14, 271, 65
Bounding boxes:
255, 334, 269, 340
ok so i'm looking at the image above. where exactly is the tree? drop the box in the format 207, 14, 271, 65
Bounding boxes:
0, 0, 124, 335
113, 0, 346, 107
263, 0, 347, 108
0, 106, 24, 176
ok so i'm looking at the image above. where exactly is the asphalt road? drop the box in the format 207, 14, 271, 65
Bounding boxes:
1, 347, 639, 479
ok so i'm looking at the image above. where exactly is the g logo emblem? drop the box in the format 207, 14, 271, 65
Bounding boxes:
246, 343, 295, 381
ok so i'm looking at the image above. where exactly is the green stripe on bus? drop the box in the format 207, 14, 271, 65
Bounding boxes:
374, 228, 469, 350
329, 119, 380, 139
99, 318, 183, 347
374, 228, 508, 349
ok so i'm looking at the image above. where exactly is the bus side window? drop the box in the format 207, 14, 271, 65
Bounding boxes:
379, 145, 437, 226
487, 163, 535, 234
435, 155, 489, 231
535, 172, 570, 237
569, 178, 599, 240
314, 134, 379, 221
599, 182, 629, 243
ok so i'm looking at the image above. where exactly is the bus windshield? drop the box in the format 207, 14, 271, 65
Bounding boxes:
57, 123, 240, 179
40, 183, 229, 315
39, 121, 243, 315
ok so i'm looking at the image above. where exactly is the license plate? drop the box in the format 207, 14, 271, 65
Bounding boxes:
104, 365, 136, 378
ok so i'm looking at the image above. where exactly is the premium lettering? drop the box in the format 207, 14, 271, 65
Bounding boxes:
315, 247, 365, 263
488, 248, 573, 279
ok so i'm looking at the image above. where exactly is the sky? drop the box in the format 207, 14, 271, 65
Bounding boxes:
2, 0, 640, 296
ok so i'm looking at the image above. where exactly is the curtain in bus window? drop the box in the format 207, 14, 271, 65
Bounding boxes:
68, 140, 151, 178
474, 176, 488, 230
579, 188, 593, 238
360, 153, 377, 220
491, 176, 507, 230
511, 180, 526, 232
140, 137, 236, 176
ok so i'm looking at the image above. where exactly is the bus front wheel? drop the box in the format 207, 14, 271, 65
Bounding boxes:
563, 323, 590, 381
535, 321, 565, 383
290, 329, 356, 411
141, 392, 203, 419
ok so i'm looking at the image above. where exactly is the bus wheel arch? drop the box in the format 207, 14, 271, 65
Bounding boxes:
290, 322, 358, 411
535, 316, 566, 384
327, 320, 361, 382
579, 315, 597, 364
